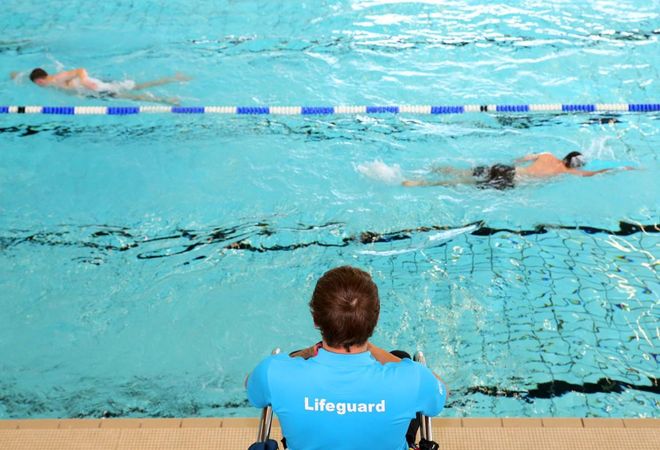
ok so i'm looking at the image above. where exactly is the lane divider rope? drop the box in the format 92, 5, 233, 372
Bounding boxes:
0, 103, 659, 115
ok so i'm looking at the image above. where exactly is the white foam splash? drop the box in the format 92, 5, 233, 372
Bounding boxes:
584, 135, 615, 160
86, 77, 136, 93
46, 55, 66, 72
10, 71, 26, 83
355, 160, 403, 184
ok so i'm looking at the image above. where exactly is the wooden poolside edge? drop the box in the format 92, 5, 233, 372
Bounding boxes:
1, 417, 658, 429
1, 418, 658, 450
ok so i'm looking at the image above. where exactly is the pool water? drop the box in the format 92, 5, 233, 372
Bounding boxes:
0, 0, 658, 419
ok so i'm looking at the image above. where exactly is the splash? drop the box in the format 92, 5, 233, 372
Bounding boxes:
355, 160, 403, 184
10, 71, 25, 83
85, 77, 136, 94
46, 55, 66, 72
584, 135, 615, 160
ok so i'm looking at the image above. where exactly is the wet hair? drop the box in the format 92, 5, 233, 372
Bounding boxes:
562, 151, 585, 168
309, 266, 380, 352
482, 164, 516, 190
29, 68, 48, 83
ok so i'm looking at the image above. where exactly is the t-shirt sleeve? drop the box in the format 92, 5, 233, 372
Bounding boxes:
246, 357, 273, 408
416, 364, 447, 417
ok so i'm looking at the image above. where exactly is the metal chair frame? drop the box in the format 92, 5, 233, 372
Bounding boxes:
413, 351, 434, 444
255, 348, 280, 444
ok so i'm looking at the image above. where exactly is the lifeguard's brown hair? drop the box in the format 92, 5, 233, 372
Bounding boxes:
310, 266, 380, 352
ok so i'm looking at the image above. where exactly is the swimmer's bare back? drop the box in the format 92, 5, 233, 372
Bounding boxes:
516, 154, 617, 178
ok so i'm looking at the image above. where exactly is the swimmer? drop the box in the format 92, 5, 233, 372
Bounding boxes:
402, 152, 633, 189
23, 67, 190, 105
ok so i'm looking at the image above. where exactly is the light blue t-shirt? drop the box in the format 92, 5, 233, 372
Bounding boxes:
247, 348, 446, 450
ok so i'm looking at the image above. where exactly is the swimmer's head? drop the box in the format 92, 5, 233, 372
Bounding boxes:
29, 68, 49, 86
562, 151, 585, 168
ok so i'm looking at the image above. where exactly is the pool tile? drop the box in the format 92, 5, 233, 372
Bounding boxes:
58, 419, 101, 429
99, 418, 141, 428
0, 421, 18, 429
582, 418, 625, 428
140, 418, 182, 428
0, 429, 121, 450
117, 428, 227, 450
432, 418, 462, 428
2, 419, 659, 449
623, 419, 660, 428
502, 418, 543, 428
180, 418, 222, 428
15, 420, 60, 429
221, 418, 260, 427
461, 418, 503, 427
542, 418, 584, 427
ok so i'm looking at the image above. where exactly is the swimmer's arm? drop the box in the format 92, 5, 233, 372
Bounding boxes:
50, 68, 83, 83
569, 166, 637, 177
51, 68, 97, 90
567, 168, 611, 177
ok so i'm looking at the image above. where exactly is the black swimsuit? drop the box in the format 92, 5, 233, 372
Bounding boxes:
473, 164, 516, 190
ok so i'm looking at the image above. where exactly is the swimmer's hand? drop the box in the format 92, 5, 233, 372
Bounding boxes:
10, 71, 20, 80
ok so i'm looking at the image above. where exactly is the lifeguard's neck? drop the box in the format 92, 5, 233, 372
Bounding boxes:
322, 340, 368, 354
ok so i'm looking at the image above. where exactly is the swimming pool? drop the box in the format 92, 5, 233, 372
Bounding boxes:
0, 0, 658, 419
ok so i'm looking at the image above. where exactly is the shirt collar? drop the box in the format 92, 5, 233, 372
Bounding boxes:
314, 348, 376, 366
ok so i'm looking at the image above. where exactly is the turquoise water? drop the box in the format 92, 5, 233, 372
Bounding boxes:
0, 1, 658, 419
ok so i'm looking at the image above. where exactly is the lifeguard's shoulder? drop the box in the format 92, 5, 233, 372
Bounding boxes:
264, 353, 308, 369
384, 358, 429, 377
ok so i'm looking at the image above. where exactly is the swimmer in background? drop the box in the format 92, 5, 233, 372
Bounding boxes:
17, 67, 190, 105
402, 151, 633, 190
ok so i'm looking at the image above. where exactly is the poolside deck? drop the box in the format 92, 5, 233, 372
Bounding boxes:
0, 417, 658, 449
